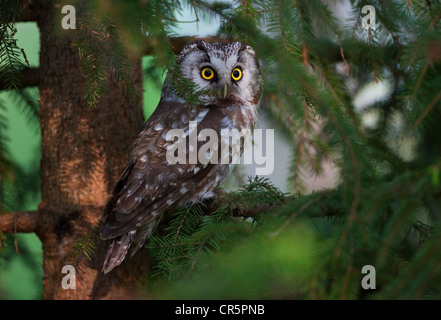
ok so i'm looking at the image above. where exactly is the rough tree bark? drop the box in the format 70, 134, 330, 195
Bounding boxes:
37, 2, 151, 299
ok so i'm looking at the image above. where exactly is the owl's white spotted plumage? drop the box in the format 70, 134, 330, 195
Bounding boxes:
100, 40, 262, 273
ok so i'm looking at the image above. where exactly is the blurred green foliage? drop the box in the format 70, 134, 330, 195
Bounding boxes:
157, 224, 317, 299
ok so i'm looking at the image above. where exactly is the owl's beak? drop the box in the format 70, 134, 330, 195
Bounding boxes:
223, 83, 228, 99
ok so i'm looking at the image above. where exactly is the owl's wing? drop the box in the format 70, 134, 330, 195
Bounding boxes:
100, 101, 222, 240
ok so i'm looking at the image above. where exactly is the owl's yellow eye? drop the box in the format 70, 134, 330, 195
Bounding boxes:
201, 67, 214, 80
232, 68, 242, 81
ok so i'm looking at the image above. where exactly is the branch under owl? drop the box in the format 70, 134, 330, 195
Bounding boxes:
202, 192, 341, 219
202, 196, 289, 218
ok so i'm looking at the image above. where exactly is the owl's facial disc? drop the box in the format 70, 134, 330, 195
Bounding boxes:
177, 41, 262, 106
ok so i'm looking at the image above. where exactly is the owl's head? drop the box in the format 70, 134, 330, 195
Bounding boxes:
171, 40, 262, 106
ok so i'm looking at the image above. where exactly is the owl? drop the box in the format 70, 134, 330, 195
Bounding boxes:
100, 40, 262, 273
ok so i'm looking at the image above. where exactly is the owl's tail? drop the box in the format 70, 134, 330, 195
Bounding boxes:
102, 218, 161, 274
102, 230, 136, 274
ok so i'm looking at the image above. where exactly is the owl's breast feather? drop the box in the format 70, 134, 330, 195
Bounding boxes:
219, 103, 258, 131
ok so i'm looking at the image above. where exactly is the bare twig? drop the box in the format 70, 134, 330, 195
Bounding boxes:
411, 63, 429, 102
269, 196, 322, 238
14, 212, 21, 254
340, 46, 349, 77
413, 90, 441, 129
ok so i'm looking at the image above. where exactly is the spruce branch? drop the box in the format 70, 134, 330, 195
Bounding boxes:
67, 226, 100, 263
71, 0, 137, 107
295, 0, 309, 67
0, 25, 25, 90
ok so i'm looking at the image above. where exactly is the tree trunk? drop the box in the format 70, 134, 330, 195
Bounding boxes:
34, 1, 149, 299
